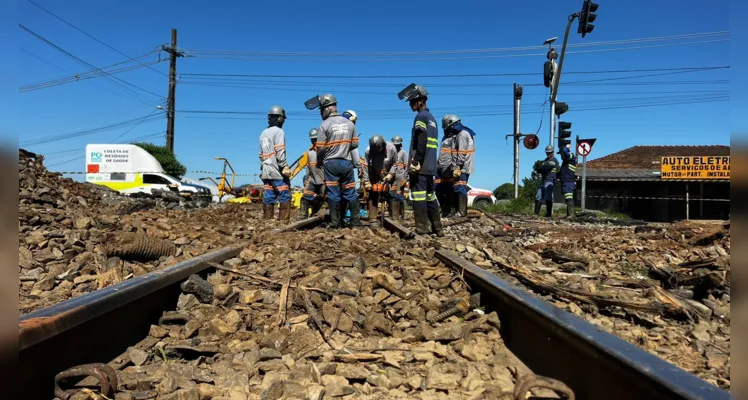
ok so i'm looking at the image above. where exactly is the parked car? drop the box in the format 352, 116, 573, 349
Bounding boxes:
404, 184, 496, 208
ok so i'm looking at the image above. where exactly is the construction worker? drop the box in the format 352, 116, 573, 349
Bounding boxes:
534, 145, 560, 218
435, 118, 456, 218
447, 115, 476, 217
307, 94, 361, 228
390, 135, 408, 220
259, 105, 291, 221
398, 83, 443, 236
362, 134, 398, 227
342, 110, 363, 223
299, 128, 326, 219
559, 144, 578, 217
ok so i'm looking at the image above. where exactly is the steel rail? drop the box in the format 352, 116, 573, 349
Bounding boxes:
19, 216, 324, 400
382, 217, 728, 400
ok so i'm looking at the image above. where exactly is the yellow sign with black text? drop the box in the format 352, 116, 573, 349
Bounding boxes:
660, 156, 730, 180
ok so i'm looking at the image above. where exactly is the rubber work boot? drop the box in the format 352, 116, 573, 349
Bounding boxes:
311, 197, 323, 216
367, 199, 378, 227
328, 202, 340, 228
429, 205, 444, 237
458, 195, 468, 217
349, 199, 363, 228
566, 199, 575, 218
391, 201, 401, 221
400, 202, 405, 220
545, 201, 553, 218
278, 202, 291, 221
298, 199, 309, 220
534, 201, 542, 215
263, 204, 274, 220
339, 200, 349, 228
413, 207, 431, 235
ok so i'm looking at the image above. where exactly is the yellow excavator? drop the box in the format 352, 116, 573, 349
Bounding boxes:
200, 157, 238, 202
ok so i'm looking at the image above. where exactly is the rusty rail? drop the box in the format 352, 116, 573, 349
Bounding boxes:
19, 216, 323, 400
381, 217, 728, 400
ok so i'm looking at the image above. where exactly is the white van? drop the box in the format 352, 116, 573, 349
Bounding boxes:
85, 144, 211, 197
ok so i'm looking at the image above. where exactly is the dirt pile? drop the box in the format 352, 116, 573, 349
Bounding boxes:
439, 213, 731, 390
108, 229, 560, 400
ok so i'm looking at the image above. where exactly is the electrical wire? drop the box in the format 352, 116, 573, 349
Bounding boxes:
21, 59, 164, 92
20, 48, 162, 105
21, 113, 165, 146
183, 31, 728, 57
46, 130, 166, 167
19, 24, 163, 105
26, 0, 169, 77
181, 65, 729, 80
184, 39, 728, 63
181, 96, 728, 122
177, 93, 727, 116
42, 131, 165, 158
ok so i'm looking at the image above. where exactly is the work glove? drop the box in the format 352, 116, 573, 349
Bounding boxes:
453, 168, 461, 178
409, 161, 420, 174
282, 166, 291, 176
364, 181, 372, 190
384, 174, 393, 183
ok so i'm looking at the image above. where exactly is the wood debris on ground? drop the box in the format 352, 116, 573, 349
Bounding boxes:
440, 212, 730, 390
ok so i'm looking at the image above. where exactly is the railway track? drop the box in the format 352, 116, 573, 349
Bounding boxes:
19, 215, 729, 400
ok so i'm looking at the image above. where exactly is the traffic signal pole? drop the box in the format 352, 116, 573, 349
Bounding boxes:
513, 83, 523, 199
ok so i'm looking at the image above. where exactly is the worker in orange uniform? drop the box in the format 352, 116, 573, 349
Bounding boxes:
362, 134, 398, 227
259, 105, 291, 221
436, 116, 457, 217
447, 115, 476, 217
389, 135, 408, 220
299, 128, 326, 219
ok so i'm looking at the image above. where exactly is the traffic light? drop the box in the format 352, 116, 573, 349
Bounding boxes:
578, 0, 599, 38
554, 101, 569, 117
558, 121, 572, 148
543, 61, 553, 88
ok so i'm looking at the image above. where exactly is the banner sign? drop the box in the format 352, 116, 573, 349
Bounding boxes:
660, 156, 730, 179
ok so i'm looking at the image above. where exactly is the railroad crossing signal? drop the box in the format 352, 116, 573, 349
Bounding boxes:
576, 137, 597, 156
578, 0, 599, 38
558, 121, 572, 148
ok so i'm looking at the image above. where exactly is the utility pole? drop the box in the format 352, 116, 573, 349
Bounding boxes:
163, 29, 183, 152
543, 39, 559, 148
512, 83, 523, 199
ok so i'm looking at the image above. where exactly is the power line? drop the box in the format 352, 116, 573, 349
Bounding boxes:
184, 31, 728, 57
42, 131, 165, 157
180, 68, 727, 90
184, 38, 728, 63
181, 96, 728, 121
21, 113, 164, 146
111, 107, 165, 142
181, 65, 729, 80
26, 0, 169, 77
19, 24, 163, 104
20, 49, 160, 104
20, 59, 163, 92
46, 130, 166, 167
177, 93, 727, 115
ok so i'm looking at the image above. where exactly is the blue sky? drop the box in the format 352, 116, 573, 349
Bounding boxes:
8, 0, 731, 190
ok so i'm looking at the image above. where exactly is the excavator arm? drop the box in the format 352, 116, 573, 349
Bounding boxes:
289, 151, 309, 180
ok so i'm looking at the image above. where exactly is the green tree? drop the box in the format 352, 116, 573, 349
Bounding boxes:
131, 142, 187, 179
493, 183, 515, 200
520, 160, 544, 200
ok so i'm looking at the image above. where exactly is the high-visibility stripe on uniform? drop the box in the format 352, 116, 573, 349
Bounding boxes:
426, 137, 438, 149
415, 121, 427, 129
564, 193, 574, 199
411, 190, 427, 201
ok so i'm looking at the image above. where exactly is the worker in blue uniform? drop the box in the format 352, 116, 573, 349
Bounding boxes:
534, 145, 559, 218
398, 83, 443, 236
559, 144, 578, 217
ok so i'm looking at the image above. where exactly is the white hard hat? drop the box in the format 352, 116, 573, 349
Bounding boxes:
343, 110, 358, 123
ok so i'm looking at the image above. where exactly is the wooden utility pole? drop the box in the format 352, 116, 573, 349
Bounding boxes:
163, 29, 182, 152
